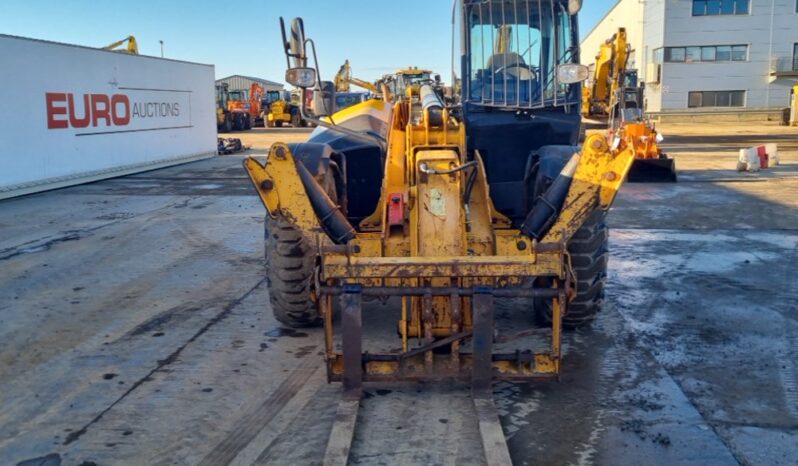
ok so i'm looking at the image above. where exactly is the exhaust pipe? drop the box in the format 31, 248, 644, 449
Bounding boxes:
520, 154, 580, 240
295, 160, 356, 244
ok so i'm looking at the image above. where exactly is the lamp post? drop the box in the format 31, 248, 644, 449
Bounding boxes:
159, 40, 164, 58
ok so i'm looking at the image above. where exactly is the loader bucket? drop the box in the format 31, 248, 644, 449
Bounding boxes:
626, 157, 677, 182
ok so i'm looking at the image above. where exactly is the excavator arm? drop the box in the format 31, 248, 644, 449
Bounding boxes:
583, 28, 628, 117
334, 60, 379, 93
102, 36, 139, 54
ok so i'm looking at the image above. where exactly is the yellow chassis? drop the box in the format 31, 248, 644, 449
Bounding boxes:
244, 97, 635, 386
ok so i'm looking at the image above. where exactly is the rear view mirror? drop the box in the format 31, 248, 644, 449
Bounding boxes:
313, 81, 336, 118
286, 67, 317, 88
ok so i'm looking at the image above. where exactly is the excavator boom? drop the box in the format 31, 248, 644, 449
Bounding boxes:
334, 60, 378, 93
583, 28, 676, 182
102, 35, 138, 54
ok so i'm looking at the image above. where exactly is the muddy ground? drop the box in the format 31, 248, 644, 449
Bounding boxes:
1, 123, 797, 465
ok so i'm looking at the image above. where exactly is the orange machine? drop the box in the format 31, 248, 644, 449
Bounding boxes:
227, 83, 265, 129
609, 105, 674, 182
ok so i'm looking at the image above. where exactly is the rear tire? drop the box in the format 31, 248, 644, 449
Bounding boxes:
275, 120, 283, 128
536, 210, 608, 328
264, 216, 321, 327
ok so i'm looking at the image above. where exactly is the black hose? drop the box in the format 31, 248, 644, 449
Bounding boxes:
520, 155, 579, 240
295, 160, 356, 244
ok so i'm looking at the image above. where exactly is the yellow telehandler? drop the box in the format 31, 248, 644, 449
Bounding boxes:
244, 2, 637, 463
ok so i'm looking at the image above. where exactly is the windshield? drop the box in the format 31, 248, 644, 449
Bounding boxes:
228, 90, 246, 101
401, 73, 431, 86
464, 0, 577, 107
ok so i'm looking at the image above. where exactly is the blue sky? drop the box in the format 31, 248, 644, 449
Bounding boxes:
0, 0, 611, 84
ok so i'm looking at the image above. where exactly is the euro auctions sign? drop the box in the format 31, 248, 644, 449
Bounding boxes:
45, 88, 192, 135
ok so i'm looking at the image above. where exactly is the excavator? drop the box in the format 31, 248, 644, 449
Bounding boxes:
102, 35, 138, 54
334, 59, 378, 93
244, 2, 638, 463
334, 60, 437, 104
582, 28, 676, 182
215, 83, 251, 132
227, 82, 264, 129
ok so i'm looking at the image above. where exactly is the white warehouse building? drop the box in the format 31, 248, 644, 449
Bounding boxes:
580, 0, 798, 121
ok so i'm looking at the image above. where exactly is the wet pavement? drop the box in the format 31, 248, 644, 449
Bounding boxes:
1, 125, 797, 465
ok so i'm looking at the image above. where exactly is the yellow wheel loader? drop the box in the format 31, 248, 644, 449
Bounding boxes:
244, 3, 636, 463
266, 90, 308, 128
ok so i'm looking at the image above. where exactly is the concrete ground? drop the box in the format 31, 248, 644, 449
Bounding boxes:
1, 124, 797, 465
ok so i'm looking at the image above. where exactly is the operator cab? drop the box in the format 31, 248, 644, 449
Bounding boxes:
228, 90, 246, 102
460, 0, 581, 108
386, 68, 433, 98
454, 0, 586, 222
264, 90, 283, 105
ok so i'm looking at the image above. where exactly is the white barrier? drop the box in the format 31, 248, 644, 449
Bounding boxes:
737, 143, 779, 172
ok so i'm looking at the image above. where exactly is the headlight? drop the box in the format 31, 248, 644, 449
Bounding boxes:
556, 64, 589, 84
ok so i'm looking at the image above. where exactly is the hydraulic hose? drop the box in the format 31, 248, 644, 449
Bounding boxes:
295, 160, 356, 244
520, 154, 580, 240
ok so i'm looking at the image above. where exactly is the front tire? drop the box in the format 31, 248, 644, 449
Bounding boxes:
264, 216, 321, 327
537, 210, 608, 328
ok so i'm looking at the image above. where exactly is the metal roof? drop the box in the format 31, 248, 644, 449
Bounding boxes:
215, 74, 283, 88
0, 33, 214, 68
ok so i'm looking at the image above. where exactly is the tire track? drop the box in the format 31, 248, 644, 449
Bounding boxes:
0, 196, 200, 261
197, 352, 321, 466
62, 277, 266, 445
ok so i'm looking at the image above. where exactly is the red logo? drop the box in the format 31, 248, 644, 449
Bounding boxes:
46, 93, 131, 129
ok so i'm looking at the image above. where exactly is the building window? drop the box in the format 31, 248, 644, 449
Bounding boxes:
653, 48, 664, 64
688, 90, 745, 108
692, 0, 749, 15
794, 43, 798, 71
686, 47, 701, 62
664, 45, 748, 63
701, 47, 716, 61
732, 45, 748, 61
666, 47, 686, 62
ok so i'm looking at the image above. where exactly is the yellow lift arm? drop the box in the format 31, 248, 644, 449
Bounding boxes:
102, 35, 139, 54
